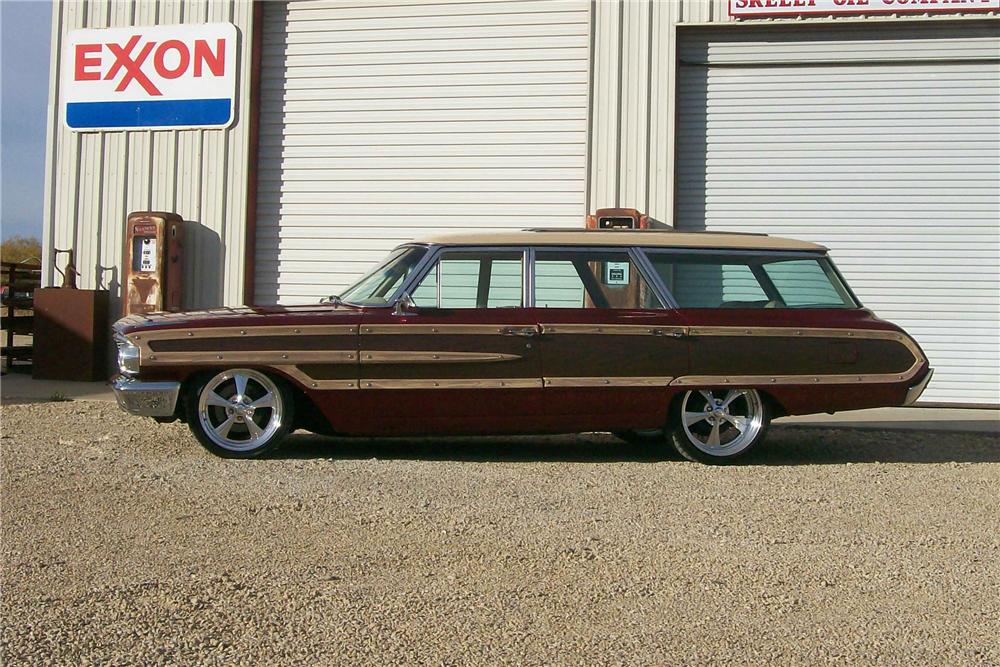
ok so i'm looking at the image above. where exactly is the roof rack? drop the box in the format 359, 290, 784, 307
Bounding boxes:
522, 227, 769, 237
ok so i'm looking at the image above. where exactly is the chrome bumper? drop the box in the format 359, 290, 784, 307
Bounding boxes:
903, 368, 934, 406
112, 376, 181, 417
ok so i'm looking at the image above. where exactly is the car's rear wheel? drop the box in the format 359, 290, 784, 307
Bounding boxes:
185, 369, 294, 458
670, 388, 769, 464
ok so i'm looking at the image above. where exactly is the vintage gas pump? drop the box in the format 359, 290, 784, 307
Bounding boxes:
586, 207, 650, 230
123, 211, 184, 315
584, 208, 653, 308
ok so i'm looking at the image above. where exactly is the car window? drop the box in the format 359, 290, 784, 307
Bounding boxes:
644, 252, 856, 309
761, 259, 848, 307
339, 246, 428, 306
411, 251, 523, 308
534, 250, 663, 309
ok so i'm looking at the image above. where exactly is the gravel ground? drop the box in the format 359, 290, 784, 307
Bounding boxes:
2, 401, 998, 666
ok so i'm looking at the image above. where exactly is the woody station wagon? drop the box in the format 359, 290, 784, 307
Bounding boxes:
112, 229, 932, 463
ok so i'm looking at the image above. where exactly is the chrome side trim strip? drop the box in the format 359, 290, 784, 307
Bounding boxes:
273, 366, 359, 391
359, 351, 521, 364
129, 324, 358, 342
361, 324, 515, 335
360, 378, 542, 390
144, 350, 356, 365
540, 324, 687, 336
670, 361, 924, 388
543, 376, 673, 387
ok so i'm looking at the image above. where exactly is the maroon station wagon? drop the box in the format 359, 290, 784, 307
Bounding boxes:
112, 229, 932, 464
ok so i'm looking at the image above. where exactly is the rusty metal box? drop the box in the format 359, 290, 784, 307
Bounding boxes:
33, 288, 110, 381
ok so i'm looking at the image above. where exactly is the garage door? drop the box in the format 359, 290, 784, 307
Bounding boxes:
255, 0, 591, 305
676, 22, 1000, 406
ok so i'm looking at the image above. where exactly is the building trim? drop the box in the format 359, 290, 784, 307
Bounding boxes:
242, 0, 264, 306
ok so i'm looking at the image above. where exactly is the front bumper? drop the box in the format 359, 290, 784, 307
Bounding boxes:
903, 368, 934, 406
112, 376, 181, 417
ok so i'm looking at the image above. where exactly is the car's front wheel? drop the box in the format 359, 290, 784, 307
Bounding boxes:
185, 369, 294, 458
670, 388, 769, 464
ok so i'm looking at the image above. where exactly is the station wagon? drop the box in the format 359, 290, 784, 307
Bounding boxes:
112, 229, 932, 463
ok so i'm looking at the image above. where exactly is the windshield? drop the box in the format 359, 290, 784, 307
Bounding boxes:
339, 246, 427, 306
644, 252, 859, 309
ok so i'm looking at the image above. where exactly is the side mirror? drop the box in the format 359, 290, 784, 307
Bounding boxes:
393, 291, 417, 316
320, 294, 342, 306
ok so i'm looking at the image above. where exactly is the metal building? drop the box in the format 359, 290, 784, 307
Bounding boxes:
43, 0, 1000, 405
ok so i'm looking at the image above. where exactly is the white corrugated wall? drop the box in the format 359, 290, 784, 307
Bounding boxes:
42, 0, 254, 313
253, 0, 592, 304
674, 22, 1000, 405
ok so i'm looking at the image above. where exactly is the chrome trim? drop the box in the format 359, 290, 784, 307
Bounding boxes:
632, 246, 679, 309
540, 324, 687, 336
543, 376, 673, 387
128, 324, 358, 341
143, 350, 356, 366
112, 376, 181, 417
361, 324, 516, 335
360, 378, 541, 390
670, 366, 923, 388
904, 368, 934, 406
359, 351, 521, 363
387, 243, 439, 307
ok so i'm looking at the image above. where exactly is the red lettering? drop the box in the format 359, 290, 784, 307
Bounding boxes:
105, 35, 161, 95
153, 39, 189, 79
74, 44, 101, 80
734, 0, 748, 6
193, 38, 225, 77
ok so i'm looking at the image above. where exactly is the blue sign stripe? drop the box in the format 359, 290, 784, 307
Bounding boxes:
67, 98, 232, 129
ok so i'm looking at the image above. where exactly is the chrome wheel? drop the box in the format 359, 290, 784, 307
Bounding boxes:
197, 369, 285, 452
680, 388, 765, 458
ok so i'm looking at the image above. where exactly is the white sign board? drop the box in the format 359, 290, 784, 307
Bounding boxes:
62, 23, 238, 131
730, 0, 999, 18
604, 262, 630, 286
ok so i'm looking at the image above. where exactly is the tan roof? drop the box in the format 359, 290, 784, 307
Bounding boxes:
418, 229, 827, 252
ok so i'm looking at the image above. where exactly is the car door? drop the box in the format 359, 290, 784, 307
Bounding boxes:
529, 246, 689, 431
358, 247, 546, 435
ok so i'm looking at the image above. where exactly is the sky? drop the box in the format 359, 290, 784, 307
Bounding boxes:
1, 0, 52, 241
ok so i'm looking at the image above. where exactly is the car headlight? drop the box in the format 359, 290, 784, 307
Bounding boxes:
115, 334, 140, 376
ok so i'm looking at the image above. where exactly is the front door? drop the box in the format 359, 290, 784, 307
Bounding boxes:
358, 248, 546, 435
530, 247, 689, 431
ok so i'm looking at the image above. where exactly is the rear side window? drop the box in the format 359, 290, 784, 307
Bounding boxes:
644, 252, 856, 309
534, 250, 663, 309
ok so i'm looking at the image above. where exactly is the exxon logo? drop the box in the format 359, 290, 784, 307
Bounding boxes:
63, 23, 238, 131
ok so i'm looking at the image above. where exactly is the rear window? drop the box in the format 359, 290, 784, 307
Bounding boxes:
643, 252, 857, 309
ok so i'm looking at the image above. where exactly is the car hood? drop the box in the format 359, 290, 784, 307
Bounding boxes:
114, 304, 364, 335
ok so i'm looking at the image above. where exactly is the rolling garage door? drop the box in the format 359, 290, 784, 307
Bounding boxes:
255, 0, 591, 305
676, 23, 1000, 405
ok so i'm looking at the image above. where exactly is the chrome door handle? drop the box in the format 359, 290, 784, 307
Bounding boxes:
503, 326, 539, 337
652, 328, 688, 338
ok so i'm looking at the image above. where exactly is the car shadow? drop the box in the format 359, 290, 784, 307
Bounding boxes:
265, 424, 1000, 465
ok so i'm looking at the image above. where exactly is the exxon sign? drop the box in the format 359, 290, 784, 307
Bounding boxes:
63, 23, 238, 131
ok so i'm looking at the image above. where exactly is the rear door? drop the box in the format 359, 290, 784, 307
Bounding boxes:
531, 247, 689, 431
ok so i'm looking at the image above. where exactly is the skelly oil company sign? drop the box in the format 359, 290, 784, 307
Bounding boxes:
731, 0, 999, 17
62, 23, 237, 131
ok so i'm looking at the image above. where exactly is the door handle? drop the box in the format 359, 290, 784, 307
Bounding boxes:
652, 328, 688, 339
503, 326, 539, 337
